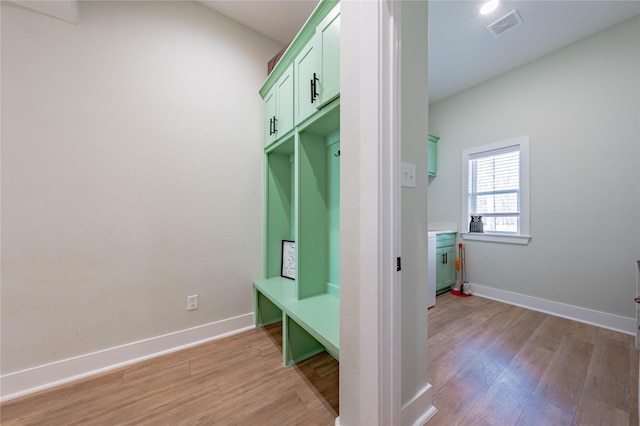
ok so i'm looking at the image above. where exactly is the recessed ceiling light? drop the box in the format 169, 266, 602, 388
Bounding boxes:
480, 0, 499, 15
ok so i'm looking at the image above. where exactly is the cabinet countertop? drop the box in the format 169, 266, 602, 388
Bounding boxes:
429, 230, 457, 235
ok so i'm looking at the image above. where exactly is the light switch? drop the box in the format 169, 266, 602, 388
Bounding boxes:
401, 162, 416, 188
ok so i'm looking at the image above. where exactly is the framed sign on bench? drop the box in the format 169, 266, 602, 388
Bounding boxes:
281, 240, 295, 280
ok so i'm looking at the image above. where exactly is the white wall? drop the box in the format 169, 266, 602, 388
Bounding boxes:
1, 0, 282, 379
428, 16, 640, 319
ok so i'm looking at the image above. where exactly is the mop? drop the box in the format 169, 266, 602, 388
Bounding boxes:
452, 243, 471, 297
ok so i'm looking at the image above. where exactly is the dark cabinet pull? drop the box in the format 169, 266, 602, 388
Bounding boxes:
310, 77, 315, 103
311, 73, 319, 103
444, 253, 447, 264
269, 116, 278, 135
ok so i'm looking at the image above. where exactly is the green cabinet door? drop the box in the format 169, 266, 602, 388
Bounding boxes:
428, 133, 439, 177
435, 247, 448, 294
294, 3, 340, 125
264, 87, 276, 147
264, 64, 294, 147
317, 4, 340, 107
295, 38, 319, 125
435, 233, 456, 294
442, 245, 456, 288
275, 65, 294, 138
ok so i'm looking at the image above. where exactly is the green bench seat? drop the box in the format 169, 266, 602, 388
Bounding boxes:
253, 277, 339, 366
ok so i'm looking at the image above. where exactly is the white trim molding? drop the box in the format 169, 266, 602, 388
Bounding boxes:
636, 260, 639, 350
401, 383, 437, 426
471, 283, 635, 335
0, 313, 254, 402
461, 232, 531, 245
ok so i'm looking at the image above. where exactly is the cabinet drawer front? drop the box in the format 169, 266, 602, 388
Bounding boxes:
435, 233, 456, 248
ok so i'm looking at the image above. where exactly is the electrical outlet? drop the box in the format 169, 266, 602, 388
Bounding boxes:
401, 162, 417, 188
187, 295, 198, 311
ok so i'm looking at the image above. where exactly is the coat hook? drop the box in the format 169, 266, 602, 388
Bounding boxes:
334, 150, 340, 157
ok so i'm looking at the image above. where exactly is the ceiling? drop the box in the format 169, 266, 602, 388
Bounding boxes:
13, 0, 639, 103
8, 0, 79, 23
200, 0, 640, 103
428, 0, 640, 102
197, 0, 320, 45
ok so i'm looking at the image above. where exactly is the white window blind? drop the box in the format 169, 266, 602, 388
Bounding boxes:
468, 145, 520, 233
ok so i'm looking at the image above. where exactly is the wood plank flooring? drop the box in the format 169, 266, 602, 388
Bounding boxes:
0, 324, 339, 426
428, 293, 638, 426
1, 293, 637, 425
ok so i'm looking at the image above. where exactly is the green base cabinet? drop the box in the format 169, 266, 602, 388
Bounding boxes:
436, 233, 456, 294
428, 133, 439, 177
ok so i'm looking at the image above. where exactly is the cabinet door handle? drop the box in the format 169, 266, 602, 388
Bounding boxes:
311, 73, 319, 103
444, 253, 447, 264
272, 116, 277, 133
269, 118, 273, 135
635, 296, 640, 304
310, 77, 315, 103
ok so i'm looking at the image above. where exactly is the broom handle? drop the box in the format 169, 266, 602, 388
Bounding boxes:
462, 245, 466, 283
458, 244, 463, 288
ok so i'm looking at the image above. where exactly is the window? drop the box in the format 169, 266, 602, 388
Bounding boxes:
461, 136, 530, 245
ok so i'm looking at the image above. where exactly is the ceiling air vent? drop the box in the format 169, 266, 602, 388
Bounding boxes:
487, 9, 523, 38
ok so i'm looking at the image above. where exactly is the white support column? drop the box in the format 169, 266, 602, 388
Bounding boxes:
398, 1, 435, 426
339, 0, 399, 424
340, 1, 433, 425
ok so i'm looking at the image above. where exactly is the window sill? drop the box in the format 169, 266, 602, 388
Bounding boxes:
461, 232, 531, 245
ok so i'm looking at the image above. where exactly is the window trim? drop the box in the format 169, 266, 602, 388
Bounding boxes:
461, 135, 531, 245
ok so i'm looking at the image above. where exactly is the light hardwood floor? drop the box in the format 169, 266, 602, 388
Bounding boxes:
1, 293, 637, 425
428, 293, 638, 426
0, 324, 339, 426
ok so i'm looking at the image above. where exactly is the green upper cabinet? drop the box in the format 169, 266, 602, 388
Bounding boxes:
428, 133, 439, 177
264, 64, 294, 148
294, 39, 318, 125
264, 87, 276, 146
294, 3, 340, 125
316, 4, 340, 107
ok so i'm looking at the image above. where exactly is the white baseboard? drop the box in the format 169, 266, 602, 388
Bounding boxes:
401, 383, 437, 426
334, 385, 437, 426
0, 313, 255, 402
470, 283, 635, 335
